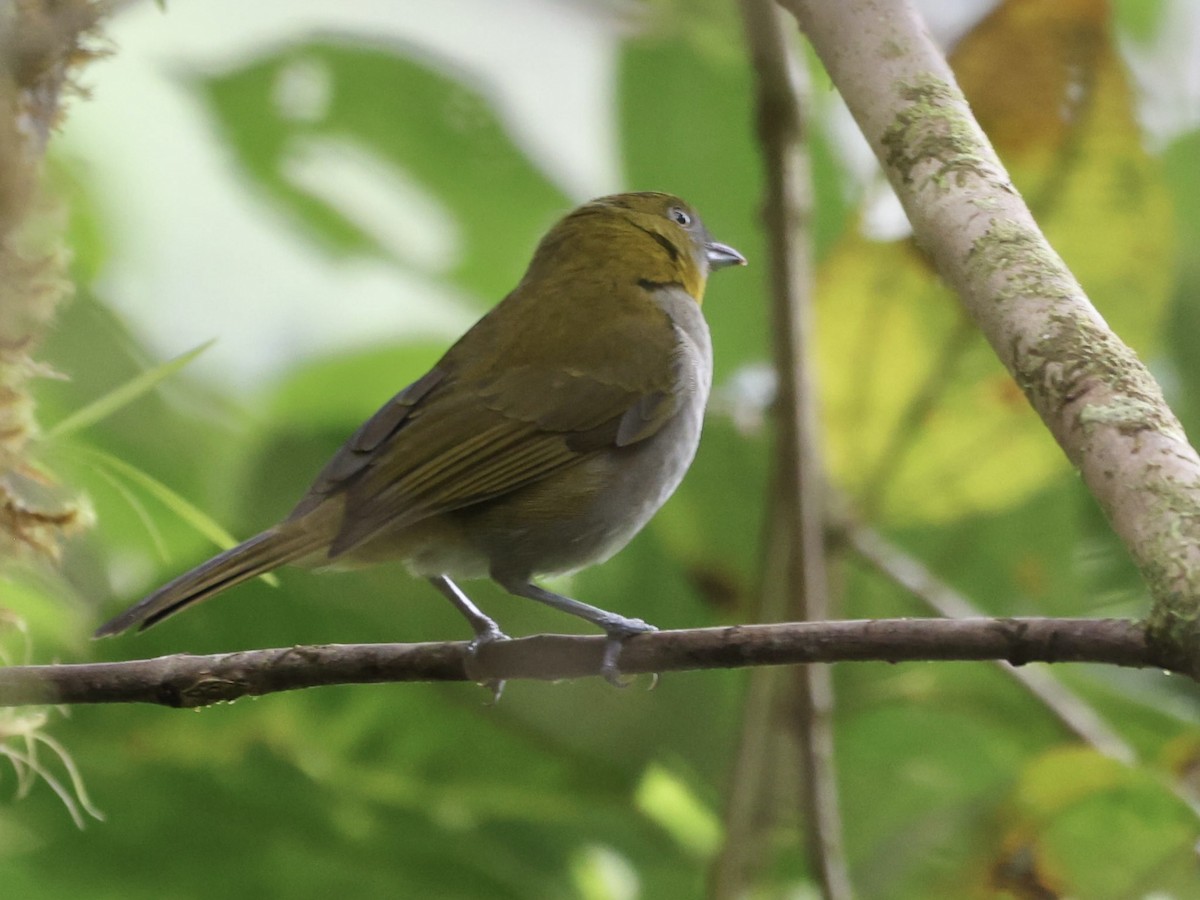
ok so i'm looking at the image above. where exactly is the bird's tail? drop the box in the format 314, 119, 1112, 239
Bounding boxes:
93, 526, 324, 638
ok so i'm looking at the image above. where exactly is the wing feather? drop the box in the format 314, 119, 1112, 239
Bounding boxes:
295, 289, 689, 557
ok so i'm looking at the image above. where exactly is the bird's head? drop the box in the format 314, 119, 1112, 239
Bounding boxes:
526, 191, 746, 303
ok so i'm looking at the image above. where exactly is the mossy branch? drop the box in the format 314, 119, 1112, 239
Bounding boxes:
780, 0, 1200, 669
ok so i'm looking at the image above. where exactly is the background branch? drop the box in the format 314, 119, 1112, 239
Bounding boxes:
0, 617, 1173, 708
778, 0, 1200, 671
730, 1, 849, 898
844, 523, 1137, 763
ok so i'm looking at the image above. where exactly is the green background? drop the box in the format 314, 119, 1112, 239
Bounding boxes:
4, 1, 1200, 896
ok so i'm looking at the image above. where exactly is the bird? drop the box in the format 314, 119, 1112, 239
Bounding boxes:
94, 191, 746, 679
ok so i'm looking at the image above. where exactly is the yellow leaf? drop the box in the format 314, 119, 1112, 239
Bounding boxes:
819, 0, 1173, 522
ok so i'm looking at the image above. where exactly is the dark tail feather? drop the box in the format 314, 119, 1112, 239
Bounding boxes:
93, 528, 322, 638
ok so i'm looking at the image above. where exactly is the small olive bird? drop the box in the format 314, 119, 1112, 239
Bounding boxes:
95, 192, 745, 676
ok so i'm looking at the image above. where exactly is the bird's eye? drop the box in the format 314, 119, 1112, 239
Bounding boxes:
670, 207, 692, 227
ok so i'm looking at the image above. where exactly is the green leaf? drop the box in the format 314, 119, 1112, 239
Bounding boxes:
266, 342, 448, 430
1113, 0, 1167, 44
635, 764, 721, 857
619, 34, 768, 381
64, 443, 278, 587
81, 456, 170, 562
45, 340, 214, 440
1000, 747, 1200, 898
197, 41, 570, 300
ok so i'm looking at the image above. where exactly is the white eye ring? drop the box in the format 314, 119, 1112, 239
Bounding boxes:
670, 207, 691, 226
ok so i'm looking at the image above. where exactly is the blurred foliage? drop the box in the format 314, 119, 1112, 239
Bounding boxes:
197, 40, 570, 300
3, 0, 1200, 898
819, 0, 1174, 522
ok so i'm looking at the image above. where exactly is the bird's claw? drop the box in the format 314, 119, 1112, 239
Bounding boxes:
600, 620, 658, 688
465, 624, 509, 655
480, 678, 506, 705
602, 637, 635, 687
465, 626, 510, 703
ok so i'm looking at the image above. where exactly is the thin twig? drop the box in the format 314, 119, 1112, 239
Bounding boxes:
0, 617, 1172, 708
710, 507, 790, 897
843, 524, 1138, 763
736, 1, 850, 897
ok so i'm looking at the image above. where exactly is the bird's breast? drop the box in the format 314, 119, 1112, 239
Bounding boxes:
481, 295, 712, 580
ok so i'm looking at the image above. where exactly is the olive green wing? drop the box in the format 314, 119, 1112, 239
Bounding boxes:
291, 347, 682, 558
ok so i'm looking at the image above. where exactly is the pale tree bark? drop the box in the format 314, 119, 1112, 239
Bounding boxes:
778, 0, 1200, 675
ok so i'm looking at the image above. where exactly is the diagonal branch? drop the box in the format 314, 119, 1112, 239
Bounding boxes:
0, 617, 1175, 709
843, 523, 1138, 763
778, 0, 1200, 673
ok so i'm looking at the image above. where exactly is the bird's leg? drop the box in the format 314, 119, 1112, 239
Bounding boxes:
497, 580, 657, 685
428, 574, 508, 648
428, 575, 508, 702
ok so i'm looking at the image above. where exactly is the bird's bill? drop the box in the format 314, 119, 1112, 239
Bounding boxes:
706, 240, 747, 270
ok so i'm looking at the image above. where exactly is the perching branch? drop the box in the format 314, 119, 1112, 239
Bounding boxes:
0, 617, 1176, 709
778, 0, 1200, 671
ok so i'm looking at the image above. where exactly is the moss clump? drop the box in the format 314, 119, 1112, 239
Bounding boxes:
880, 74, 996, 190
